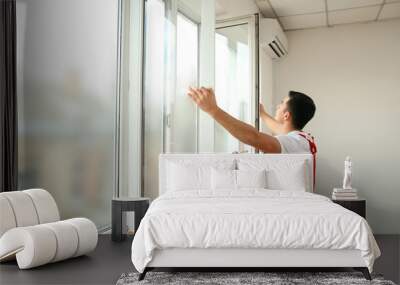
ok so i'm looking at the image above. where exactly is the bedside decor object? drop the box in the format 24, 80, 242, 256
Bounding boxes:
332, 188, 358, 200
0, 189, 98, 269
112, 197, 150, 242
332, 198, 366, 218
332, 156, 358, 200
343, 156, 352, 190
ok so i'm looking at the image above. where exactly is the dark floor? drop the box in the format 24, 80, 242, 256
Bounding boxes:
0, 235, 399, 285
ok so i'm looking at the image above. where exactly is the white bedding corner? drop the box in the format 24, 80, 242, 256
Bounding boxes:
131, 189, 380, 273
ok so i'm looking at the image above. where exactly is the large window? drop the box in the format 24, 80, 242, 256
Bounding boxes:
143, 0, 211, 198
16, 0, 118, 229
140, 1, 259, 198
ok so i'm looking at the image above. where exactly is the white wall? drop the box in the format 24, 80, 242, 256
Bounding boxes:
273, 19, 400, 234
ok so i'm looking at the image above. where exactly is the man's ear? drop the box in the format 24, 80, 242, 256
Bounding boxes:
283, 110, 291, 121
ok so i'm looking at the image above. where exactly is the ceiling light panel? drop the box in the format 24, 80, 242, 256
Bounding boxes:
329, 5, 380, 24
269, 0, 325, 17
379, 2, 400, 19
327, 0, 383, 11
280, 12, 326, 30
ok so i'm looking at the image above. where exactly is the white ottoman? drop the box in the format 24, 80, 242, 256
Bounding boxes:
0, 189, 98, 269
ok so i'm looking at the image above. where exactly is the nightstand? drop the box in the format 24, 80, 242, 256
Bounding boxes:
332, 198, 366, 218
112, 197, 150, 242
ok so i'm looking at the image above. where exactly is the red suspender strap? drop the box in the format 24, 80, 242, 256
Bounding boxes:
298, 132, 317, 192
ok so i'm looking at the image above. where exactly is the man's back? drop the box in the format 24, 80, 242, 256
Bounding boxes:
275, 131, 311, 154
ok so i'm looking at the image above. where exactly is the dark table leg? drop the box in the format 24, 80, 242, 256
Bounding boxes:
112, 201, 122, 242
134, 202, 149, 232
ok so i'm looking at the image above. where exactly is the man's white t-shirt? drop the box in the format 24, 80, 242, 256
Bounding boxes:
275, 131, 311, 154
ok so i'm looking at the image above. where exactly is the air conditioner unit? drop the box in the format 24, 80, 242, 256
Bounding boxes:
259, 18, 288, 59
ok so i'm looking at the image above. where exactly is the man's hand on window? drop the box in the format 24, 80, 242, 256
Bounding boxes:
187, 87, 219, 117
259, 103, 267, 117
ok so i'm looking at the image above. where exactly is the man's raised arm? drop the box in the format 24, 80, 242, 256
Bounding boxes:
188, 87, 281, 153
259, 103, 286, 135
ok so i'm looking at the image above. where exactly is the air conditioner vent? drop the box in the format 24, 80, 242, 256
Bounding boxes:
259, 19, 288, 59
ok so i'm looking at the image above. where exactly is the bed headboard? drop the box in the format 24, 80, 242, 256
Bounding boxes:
159, 153, 314, 195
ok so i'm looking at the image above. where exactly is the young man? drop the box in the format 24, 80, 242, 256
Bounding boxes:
187, 88, 316, 154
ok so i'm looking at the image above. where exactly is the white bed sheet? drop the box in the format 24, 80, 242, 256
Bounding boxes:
131, 189, 380, 273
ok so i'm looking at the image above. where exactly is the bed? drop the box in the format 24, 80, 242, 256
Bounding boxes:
131, 154, 380, 281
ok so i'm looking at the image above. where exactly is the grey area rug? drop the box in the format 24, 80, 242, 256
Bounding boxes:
116, 272, 396, 285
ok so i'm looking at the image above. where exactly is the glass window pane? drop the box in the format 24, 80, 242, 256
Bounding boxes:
143, 1, 199, 200
118, 0, 143, 198
143, 0, 165, 199
171, 13, 198, 152
16, 0, 118, 229
215, 23, 252, 153
143, 0, 215, 198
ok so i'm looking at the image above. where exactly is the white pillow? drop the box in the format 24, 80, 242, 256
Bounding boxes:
166, 159, 236, 192
266, 161, 306, 191
211, 169, 267, 190
236, 169, 267, 188
211, 168, 236, 189
168, 163, 210, 191
237, 157, 309, 191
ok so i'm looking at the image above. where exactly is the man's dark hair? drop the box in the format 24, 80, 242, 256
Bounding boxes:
286, 91, 316, 130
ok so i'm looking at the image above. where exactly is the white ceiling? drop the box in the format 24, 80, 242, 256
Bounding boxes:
254, 0, 400, 30
216, 0, 260, 20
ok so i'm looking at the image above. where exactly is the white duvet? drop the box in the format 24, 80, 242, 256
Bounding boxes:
131, 189, 380, 273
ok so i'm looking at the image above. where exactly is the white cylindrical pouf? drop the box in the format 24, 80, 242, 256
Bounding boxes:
0, 196, 17, 237
23, 189, 60, 223
0, 226, 57, 269
1, 192, 39, 227
64, 218, 98, 257
42, 221, 79, 262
